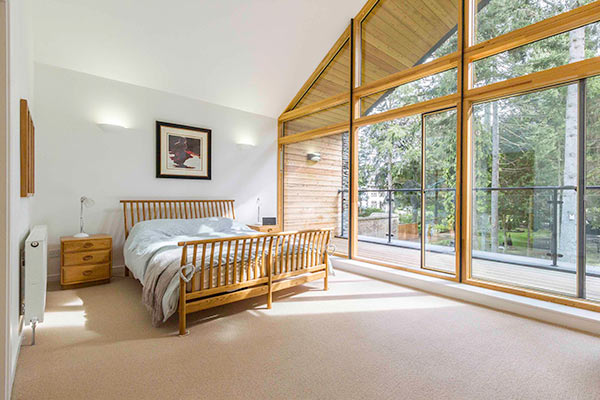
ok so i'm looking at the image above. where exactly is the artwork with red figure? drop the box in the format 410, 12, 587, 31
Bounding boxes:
156, 121, 211, 179
168, 135, 202, 169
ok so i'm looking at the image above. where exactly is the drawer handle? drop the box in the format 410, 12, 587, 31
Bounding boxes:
82, 270, 93, 276
83, 255, 93, 261
83, 242, 94, 248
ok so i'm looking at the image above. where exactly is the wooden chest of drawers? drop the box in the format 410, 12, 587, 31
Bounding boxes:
61, 234, 112, 289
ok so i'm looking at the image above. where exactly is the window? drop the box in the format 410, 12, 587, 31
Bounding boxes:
357, 109, 457, 274
473, 22, 600, 87
475, 0, 596, 44
424, 109, 457, 273
360, 68, 457, 117
471, 85, 579, 295
358, 115, 423, 269
586, 75, 600, 301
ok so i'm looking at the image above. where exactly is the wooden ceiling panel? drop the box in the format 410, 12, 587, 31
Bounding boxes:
361, 0, 458, 84
294, 40, 351, 109
284, 103, 350, 136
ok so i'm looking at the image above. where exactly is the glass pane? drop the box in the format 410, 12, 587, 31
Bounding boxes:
585, 190, 600, 301
424, 110, 457, 274
361, 0, 458, 85
586, 75, 600, 301
357, 115, 422, 269
294, 40, 351, 109
474, 22, 600, 87
283, 103, 349, 136
471, 85, 578, 297
283, 133, 349, 256
361, 68, 457, 117
475, 0, 596, 44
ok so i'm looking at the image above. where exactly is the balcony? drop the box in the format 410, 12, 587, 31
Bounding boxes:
334, 186, 600, 300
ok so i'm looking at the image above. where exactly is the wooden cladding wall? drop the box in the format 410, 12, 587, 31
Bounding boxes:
283, 134, 348, 238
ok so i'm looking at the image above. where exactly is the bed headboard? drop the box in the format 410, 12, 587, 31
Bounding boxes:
120, 199, 235, 238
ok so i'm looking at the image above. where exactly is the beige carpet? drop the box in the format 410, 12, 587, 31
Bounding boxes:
12, 270, 600, 400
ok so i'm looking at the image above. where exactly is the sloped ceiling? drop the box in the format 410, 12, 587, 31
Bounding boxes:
31, 0, 366, 118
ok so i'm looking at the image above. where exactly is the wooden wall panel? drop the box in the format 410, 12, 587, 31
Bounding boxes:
283, 134, 348, 239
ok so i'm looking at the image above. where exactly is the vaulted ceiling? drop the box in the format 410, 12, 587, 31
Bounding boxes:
31, 0, 366, 118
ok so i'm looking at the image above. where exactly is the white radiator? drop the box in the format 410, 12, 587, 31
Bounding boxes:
24, 225, 47, 326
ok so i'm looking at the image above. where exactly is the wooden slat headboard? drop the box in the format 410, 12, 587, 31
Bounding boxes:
120, 200, 235, 238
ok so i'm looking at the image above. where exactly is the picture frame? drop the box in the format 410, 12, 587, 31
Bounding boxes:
20, 99, 35, 197
156, 121, 212, 180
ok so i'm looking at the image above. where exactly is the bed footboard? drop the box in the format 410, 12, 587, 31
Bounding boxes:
177, 229, 331, 335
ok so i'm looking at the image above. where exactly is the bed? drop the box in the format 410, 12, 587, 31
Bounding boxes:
121, 199, 331, 335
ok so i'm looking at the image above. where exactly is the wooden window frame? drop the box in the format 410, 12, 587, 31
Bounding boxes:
278, 0, 600, 311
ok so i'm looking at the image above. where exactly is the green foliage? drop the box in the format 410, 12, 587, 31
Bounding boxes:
357, 0, 600, 261
359, 207, 384, 217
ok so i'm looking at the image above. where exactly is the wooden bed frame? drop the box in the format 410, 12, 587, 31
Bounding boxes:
120, 200, 331, 335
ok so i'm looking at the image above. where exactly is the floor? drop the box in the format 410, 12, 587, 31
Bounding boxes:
333, 237, 600, 300
13, 270, 600, 400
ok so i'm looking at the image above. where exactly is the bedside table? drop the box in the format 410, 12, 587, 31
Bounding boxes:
61, 234, 112, 289
248, 224, 281, 233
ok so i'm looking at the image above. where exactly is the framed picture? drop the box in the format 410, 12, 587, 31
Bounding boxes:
156, 121, 211, 180
20, 99, 35, 197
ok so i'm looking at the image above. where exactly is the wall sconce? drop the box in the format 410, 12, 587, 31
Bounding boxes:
236, 143, 256, 151
307, 152, 321, 162
97, 123, 128, 133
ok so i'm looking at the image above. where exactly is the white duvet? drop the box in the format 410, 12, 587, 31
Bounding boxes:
123, 217, 258, 322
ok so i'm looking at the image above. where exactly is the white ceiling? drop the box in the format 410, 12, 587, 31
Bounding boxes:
31, 0, 365, 118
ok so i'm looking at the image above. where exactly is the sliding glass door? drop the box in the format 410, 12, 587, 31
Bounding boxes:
423, 110, 457, 274
357, 115, 423, 269
356, 108, 457, 275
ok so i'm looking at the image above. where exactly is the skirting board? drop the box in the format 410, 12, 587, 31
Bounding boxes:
332, 257, 600, 336
47, 265, 126, 282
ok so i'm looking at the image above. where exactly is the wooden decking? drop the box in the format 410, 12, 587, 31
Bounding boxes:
332, 237, 600, 301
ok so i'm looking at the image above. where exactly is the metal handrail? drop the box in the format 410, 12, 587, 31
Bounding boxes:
337, 185, 591, 265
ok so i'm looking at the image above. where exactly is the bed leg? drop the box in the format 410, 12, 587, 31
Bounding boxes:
124, 267, 130, 277
179, 311, 188, 336
178, 251, 189, 336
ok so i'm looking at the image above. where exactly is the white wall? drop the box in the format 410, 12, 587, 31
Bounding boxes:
33, 64, 277, 279
3, 0, 34, 398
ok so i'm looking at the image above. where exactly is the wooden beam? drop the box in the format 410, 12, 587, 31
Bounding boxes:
464, 56, 600, 103
278, 122, 349, 146
283, 25, 351, 113
277, 121, 284, 232
279, 92, 349, 123
350, 18, 359, 259
355, 0, 380, 23
465, 1, 600, 63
